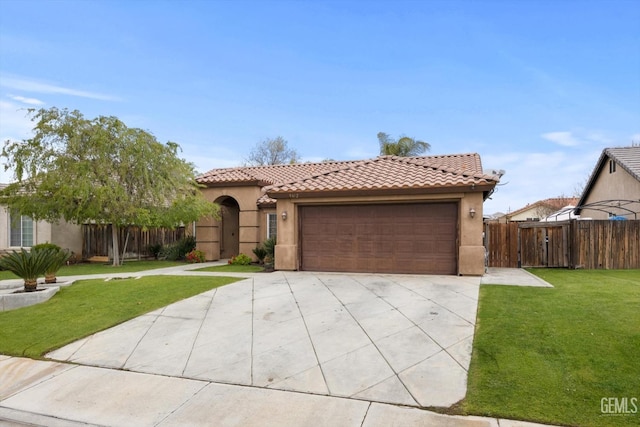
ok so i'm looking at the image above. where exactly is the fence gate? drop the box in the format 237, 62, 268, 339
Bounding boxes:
484, 222, 519, 267
519, 222, 570, 268
484, 220, 640, 269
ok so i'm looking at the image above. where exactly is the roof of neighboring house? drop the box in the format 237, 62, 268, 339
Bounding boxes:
198, 154, 499, 206
503, 197, 580, 219
575, 146, 640, 214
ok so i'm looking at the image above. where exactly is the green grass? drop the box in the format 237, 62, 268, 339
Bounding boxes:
0, 275, 241, 358
465, 269, 640, 427
0, 260, 185, 280
194, 264, 264, 273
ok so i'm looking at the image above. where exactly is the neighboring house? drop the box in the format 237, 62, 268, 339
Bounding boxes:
498, 197, 579, 223
195, 154, 499, 276
539, 205, 580, 222
574, 146, 640, 220
0, 184, 83, 256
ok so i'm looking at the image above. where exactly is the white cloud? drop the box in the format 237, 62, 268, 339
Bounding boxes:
0, 100, 36, 183
482, 149, 597, 215
1, 76, 121, 101
0, 100, 34, 138
541, 131, 581, 147
8, 94, 45, 105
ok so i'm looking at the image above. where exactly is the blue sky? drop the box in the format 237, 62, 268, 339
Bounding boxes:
1, 0, 638, 214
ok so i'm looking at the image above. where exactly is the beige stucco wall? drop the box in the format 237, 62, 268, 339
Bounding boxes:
459, 192, 486, 275
506, 206, 543, 222
581, 165, 640, 220
50, 220, 83, 255
273, 191, 487, 276
196, 184, 489, 275
195, 186, 265, 261
1, 205, 82, 252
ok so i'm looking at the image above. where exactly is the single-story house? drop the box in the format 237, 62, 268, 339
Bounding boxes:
539, 205, 580, 222
497, 197, 579, 223
574, 146, 640, 220
195, 154, 499, 275
0, 184, 83, 255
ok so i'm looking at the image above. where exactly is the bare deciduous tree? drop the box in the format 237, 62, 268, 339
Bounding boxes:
245, 136, 299, 166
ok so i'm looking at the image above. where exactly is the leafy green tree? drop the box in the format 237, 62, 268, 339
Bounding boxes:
1, 107, 219, 266
377, 132, 430, 157
245, 136, 299, 166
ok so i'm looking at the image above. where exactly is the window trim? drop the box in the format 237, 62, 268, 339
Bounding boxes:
9, 211, 34, 248
266, 213, 277, 240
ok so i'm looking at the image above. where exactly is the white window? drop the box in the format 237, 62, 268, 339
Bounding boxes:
9, 212, 34, 247
267, 213, 277, 240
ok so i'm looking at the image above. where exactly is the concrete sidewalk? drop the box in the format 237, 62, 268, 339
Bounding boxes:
0, 265, 555, 426
0, 356, 552, 427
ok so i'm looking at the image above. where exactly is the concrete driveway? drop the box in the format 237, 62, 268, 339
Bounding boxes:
47, 271, 481, 408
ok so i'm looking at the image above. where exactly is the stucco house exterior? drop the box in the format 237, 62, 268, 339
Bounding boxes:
574, 146, 640, 220
0, 184, 83, 255
195, 154, 498, 276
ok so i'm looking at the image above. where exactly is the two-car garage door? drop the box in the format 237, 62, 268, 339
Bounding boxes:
300, 203, 458, 275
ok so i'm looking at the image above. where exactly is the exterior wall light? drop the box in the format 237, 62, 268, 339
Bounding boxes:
281, 211, 288, 221
469, 208, 476, 218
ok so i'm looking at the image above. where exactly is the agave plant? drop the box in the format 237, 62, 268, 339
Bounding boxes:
0, 248, 58, 292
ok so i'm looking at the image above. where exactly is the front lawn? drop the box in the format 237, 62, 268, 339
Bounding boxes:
0, 260, 185, 280
465, 269, 640, 427
195, 264, 264, 273
0, 275, 241, 358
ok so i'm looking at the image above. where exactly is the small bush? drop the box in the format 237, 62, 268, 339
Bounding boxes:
162, 236, 196, 261
229, 253, 252, 265
32, 242, 62, 252
263, 237, 276, 258
147, 243, 163, 259
0, 248, 57, 291
185, 249, 206, 263
32, 243, 71, 283
252, 246, 267, 264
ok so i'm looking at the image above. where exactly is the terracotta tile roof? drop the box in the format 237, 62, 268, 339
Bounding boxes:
505, 197, 580, 218
197, 154, 498, 204
265, 155, 496, 196
196, 160, 358, 185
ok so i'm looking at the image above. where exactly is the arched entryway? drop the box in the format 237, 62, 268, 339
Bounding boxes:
218, 196, 240, 259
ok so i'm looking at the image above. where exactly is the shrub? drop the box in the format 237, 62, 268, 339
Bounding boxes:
252, 246, 267, 264
229, 253, 252, 265
161, 236, 196, 261
185, 249, 206, 263
32, 242, 61, 252
147, 243, 163, 259
263, 237, 276, 258
0, 248, 58, 291
31, 243, 71, 284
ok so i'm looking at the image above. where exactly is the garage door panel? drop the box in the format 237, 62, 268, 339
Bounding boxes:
300, 203, 457, 274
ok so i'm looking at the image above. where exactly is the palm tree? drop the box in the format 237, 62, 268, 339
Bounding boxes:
378, 132, 430, 157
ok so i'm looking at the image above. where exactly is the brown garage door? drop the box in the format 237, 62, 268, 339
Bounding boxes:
300, 203, 458, 274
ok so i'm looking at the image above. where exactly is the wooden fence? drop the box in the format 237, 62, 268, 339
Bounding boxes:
484, 220, 640, 269
82, 224, 186, 261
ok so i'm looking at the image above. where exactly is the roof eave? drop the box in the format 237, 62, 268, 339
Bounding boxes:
575, 150, 610, 215
196, 180, 267, 188
266, 183, 496, 199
